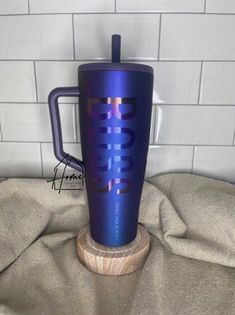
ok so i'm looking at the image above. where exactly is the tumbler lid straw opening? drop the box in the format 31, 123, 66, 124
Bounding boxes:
78, 34, 153, 74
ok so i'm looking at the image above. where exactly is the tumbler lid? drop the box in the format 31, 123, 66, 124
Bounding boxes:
78, 34, 153, 74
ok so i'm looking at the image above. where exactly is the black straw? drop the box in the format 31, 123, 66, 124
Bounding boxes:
112, 34, 121, 63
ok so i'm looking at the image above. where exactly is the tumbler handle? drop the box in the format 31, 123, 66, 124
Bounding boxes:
48, 87, 84, 173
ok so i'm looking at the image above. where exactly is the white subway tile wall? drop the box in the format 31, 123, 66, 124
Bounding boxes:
160, 15, 235, 61
30, 0, 115, 14
0, 1, 235, 183
116, 0, 205, 13
193, 146, 235, 183
0, 0, 28, 15
74, 14, 160, 60
206, 0, 235, 14
155, 106, 235, 145
0, 103, 77, 142
146, 145, 194, 178
146, 62, 201, 104
0, 15, 74, 60
35, 61, 83, 103
0, 142, 41, 177
200, 62, 235, 105
0, 62, 36, 102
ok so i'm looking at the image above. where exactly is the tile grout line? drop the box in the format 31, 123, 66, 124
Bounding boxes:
157, 14, 162, 60
148, 143, 235, 147
0, 141, 79, 144
191, 146, 195, 174
0, 101, 78, 105
152, 103, 235, 107
153, 104, 158, 145
232, 126, 235, 145
1, 12, 235, 16
1, 140, 235, 148
72, 14, 76, 60
2, 59, 235, 63
74, 104, 79, 142
204, 0, 207, 13
27, 0, 30, 14
0, 123, 2, 141
1, 101, 235, 107
39, 143, 44, 178
197, 61, 203, 105
151, 104, 156, 144
33, 61, 38, 102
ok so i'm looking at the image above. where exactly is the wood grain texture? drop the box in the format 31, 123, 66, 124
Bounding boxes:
77, 224, 150, 275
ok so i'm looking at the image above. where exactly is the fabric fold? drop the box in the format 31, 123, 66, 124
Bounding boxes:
0, 174, 235, 315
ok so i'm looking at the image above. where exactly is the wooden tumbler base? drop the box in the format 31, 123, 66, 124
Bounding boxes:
77, 224, 150, 276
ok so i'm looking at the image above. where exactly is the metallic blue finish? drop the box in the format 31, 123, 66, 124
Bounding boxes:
48, 87, 84, 173
48, 34, 153, 246
78, 62, 153, 74
78, 69, 153, 246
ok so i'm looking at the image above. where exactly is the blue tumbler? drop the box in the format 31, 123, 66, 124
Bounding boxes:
48, 35, 153, 246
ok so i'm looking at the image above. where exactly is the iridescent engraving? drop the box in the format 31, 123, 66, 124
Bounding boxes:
92, 177, 132, 194
88, 126, 135, 150
90, 156, 134, 172
88, 97, 136, 120
87, 97, 136, 194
